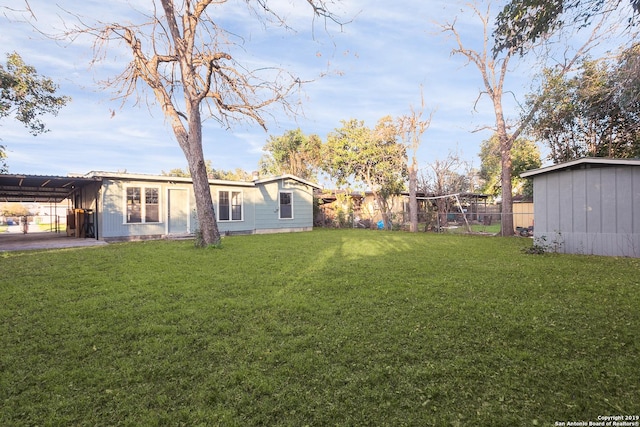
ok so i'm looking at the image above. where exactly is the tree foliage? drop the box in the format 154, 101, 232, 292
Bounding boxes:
0, 52, 69, 135
322, 117, 407, 229
443, 1, 605, 235
479, 134, 541, 198
0, 52, 70, 172
162, 160, 252, 181
0, 202, 29, 217
494, 0, 640, 55
526, 45, 640, 162
259, 128, 322, 181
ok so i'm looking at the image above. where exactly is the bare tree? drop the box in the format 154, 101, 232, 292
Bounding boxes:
396, 92, 434, 233
60, 0, 342, 247
420, 152, 471, 230
441, 1, 612, 236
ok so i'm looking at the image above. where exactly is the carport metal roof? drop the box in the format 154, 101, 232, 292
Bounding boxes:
0, 174, 100, 203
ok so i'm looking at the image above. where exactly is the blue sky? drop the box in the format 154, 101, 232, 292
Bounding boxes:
0, 0, 629, 182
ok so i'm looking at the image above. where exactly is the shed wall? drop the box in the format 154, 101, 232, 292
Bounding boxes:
533, 165, 640, 257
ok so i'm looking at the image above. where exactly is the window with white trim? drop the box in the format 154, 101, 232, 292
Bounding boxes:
279, 191, 293, 219
126, 186, 160, 223
218, 190, 243, 221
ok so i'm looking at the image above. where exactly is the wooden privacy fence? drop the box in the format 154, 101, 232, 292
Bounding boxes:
513, 202, 534, 229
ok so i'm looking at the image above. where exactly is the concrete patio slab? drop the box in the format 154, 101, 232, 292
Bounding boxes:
0, 230, 107, 252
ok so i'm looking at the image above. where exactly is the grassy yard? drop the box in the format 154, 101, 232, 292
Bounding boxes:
1, 229, 639, 426
443, 223, 502, 234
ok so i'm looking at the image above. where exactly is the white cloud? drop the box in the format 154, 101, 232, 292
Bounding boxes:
0, 0, 628, 177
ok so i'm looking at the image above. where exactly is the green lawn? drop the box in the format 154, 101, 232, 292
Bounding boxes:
1, 229, 639, 426
443, 223, 502, 234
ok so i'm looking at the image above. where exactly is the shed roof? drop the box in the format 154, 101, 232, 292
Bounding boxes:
520, 157, 640, 178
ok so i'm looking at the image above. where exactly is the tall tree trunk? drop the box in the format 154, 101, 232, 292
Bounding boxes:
495, 95, 515, 237
437, 199, 447, 230
178, 109, 221, 247
499, 139, 514, 236
187, 147, 221, 246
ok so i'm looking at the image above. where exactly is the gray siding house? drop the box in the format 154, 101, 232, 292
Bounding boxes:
50, 171, 320, 241
521, 158, 640, 257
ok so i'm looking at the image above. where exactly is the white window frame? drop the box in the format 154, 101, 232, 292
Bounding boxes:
279, 191, 293, 219
217, 190, 244, 222
124, 185, 161, 224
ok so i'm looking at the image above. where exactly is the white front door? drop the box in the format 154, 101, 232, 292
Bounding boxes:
168, 189, 188, 234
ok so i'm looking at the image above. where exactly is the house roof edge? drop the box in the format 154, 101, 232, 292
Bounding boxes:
520, 157, 640, 178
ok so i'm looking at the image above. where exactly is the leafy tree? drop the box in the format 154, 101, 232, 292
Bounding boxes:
493, 0, 640, 55
259, 128, 322, 181
0, 52, 69, 172
161, 168, 191, 178
213, 168, 253, 182
67, 0, 342, 247
162, 160, 252, 181
527, 46, 640, 162
0, 202, 29, 217
479, 134, 541, 198
0, 145, 5, 173
322, 117, 407, 230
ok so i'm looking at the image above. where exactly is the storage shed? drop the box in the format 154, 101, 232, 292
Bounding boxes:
520, 158, 640, 257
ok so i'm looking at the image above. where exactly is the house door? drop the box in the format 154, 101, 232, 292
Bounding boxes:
168, 189, 188, 234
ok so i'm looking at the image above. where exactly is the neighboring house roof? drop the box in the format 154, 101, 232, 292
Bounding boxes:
520, 157, 640, 178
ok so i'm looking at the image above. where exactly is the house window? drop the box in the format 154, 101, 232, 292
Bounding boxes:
280, 192, 293, 219
145, 188, 159, 222
218, 190, 243, 221
126, 186, 160, 223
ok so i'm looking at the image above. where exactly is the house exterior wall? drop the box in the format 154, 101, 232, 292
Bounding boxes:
253, 178, 314, 233
100, 179, 180, 240
75, 182, 102, 238
209, 184, 256, 234
97, 175, 316, 241
74, 182, 101, 212
533, 164, 640, 257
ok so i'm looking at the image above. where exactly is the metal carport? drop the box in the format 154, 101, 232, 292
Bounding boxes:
0, 174, 103, 251
0, 174, 100, 203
